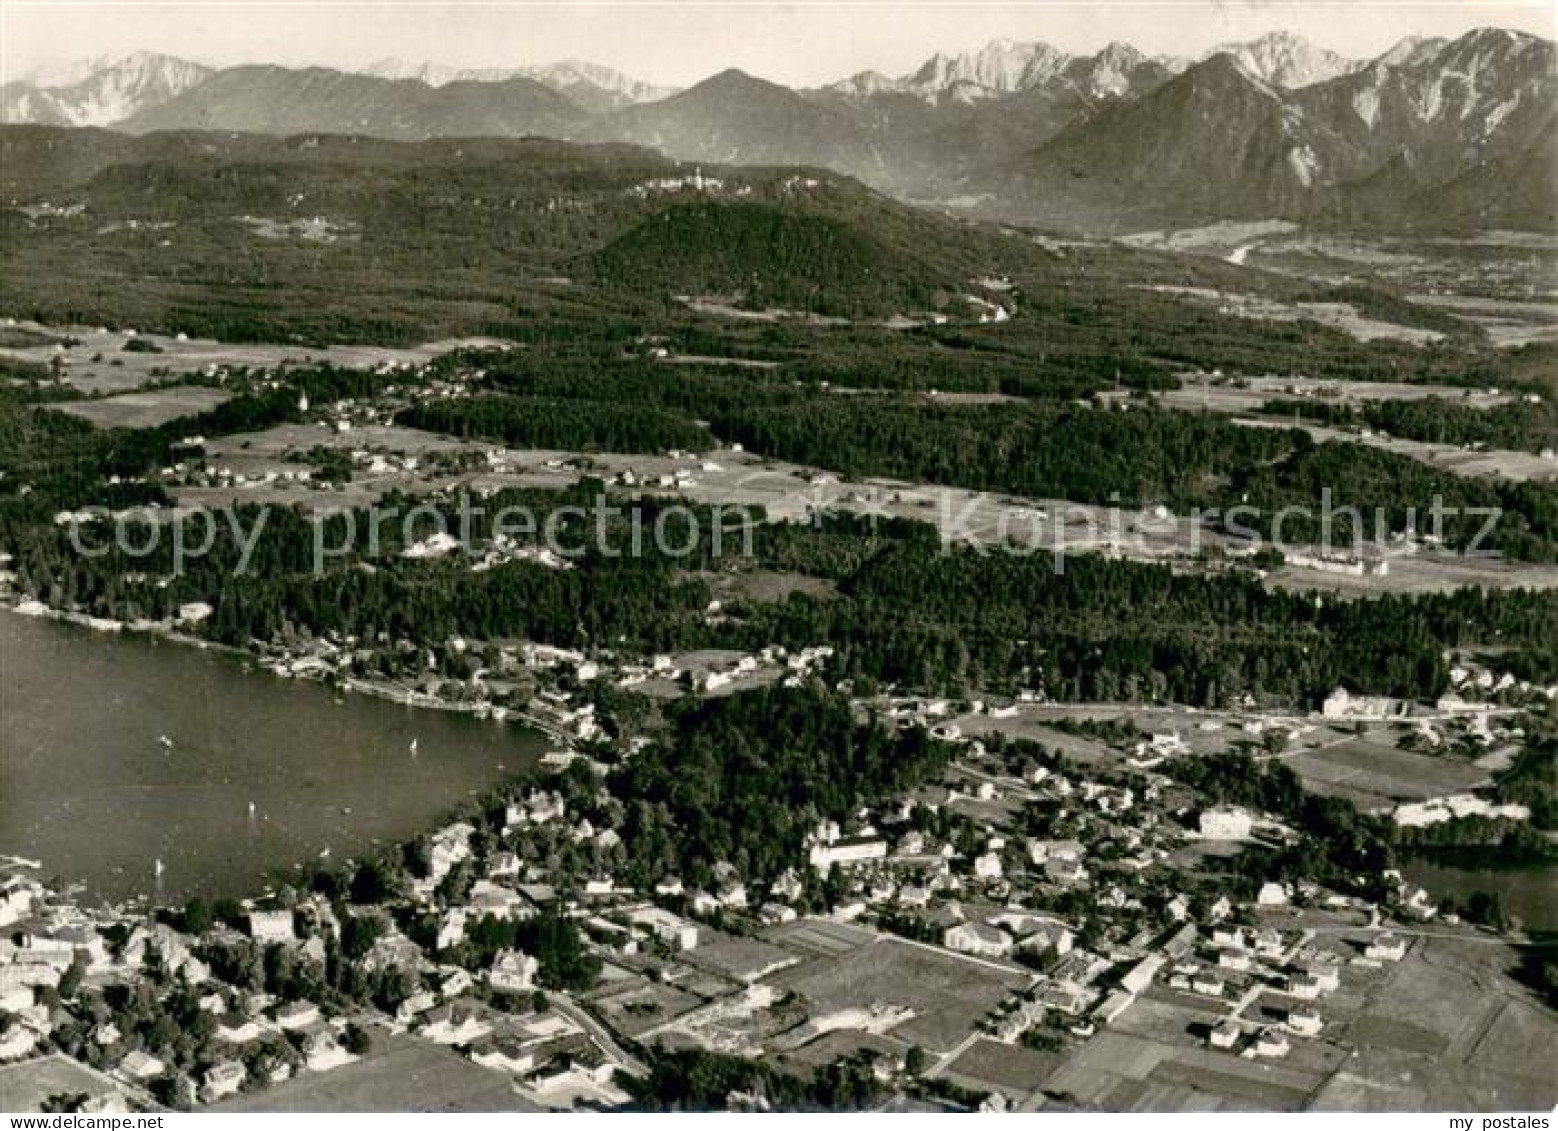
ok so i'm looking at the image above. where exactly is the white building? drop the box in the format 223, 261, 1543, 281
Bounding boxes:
943, 922, 1011, 958
1198, 807, 1252, 840
247, 909, 295, 945
809, 835, 888, 874
488, 950, 539, 994
629, 907, 699, 951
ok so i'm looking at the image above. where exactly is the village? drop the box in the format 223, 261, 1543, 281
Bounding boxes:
3, 620, 1553, 1113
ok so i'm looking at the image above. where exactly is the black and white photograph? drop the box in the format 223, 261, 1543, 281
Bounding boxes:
0, 0, 1554, 1118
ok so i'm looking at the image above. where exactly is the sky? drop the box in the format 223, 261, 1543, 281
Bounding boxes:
3, 1, 1554, 88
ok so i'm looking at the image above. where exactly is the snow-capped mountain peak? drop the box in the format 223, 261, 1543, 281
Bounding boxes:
1207, 30, 1362, 88
903, 39, 1071, 97
2, 51, 213, 127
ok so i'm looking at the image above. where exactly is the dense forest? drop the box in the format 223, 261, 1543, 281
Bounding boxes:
1261, 394, 1558, 454
611, 684, 953, 891
397, 352, 1558, 560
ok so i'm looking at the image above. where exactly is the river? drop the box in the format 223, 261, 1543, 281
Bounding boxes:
0, 611, 545, 905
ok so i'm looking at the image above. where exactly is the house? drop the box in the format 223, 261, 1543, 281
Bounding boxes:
973, 852, 1004, 880
0, 878, 38, 928
1121, 955, 1164, 995
991, 914, 1073, 957
1209, 1020, 1241, 1050
506, 792, 565, 829
1027, 839, 1084, 864
0, 962, 60, 992
629, 907, 699, 951
437, 909, 468, 951
1257, 882, 1290, 907
1037, 982, 1094, 1016
1254, 1028, 1290, 1058
488, 950, 539, 994
1365, 934, 1407, 962
1287, 1007, 1323, 1037
759, 902, 797, 925
429, 822, 475, 881
1207, 895, 1233, 922
247, 909, 296, 946
301, 1026, 353, 1072
0, 1024, 38, 1061
1198, 807, 1252, 840
809, 834, 888, 873
1254, 928, 1286, 958
419, 1002, 493, 1045
1211, 926, 1247, 950
1191, 973, 1226, 997
275, 1001, 321, 1031
1305, 960, 1341, 993
467, 881, 529, 921
116, 1049, 166, 1082
1217, 950, 1251, 972
1322, 687, 1399, 720
202, 1061, 246, 1101
396, 991, 438, 1025
944, 922, 1011, 958
470, 1036, 535, 1076
1044, 857, 1088, 884
216, 1015, 263, 1045
440, 968, 474, 998
1286, 973, 1323, 1000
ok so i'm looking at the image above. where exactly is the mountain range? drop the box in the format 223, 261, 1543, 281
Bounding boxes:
3, 29, 1553, 231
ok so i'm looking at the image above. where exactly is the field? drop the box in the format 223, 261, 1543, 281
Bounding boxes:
1161, 375, 1513, 415
1312, 935, 1558, 1111
762, 928, 1031, 1054
1143, 287, 1445, 346
585, 976, 705, 1040
0, 318, 504, 395
940, 1037, 1064, 1101
56, 386, 232, 429
213, 1034, 544, 1112
1411, 296, 1558, 349
1234, 418, 1558, 484
1283, 736, 1488, 809
0, 1054, 143, 1112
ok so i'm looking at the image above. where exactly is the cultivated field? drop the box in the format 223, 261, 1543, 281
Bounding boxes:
213, 1034, 543, 1112
762, 929, 1031, 1055
56, 386, 232, 429
1312, 935, 1557, 1111
1283, 737, 1488, 809
0, 318, 506, 395
0, 1054, 143, 1112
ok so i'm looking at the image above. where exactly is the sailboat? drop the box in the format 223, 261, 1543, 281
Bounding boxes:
154, 858, 165, 879
157, 735, 173, 749
409, 737, 419, 755
247, 801, 256, 819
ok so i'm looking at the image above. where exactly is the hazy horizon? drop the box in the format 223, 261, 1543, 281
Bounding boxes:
3, 1, 1554, 90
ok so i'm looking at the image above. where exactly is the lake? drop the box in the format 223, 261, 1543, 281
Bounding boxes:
0, 611, 545, 905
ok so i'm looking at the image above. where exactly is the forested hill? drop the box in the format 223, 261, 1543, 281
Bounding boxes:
590, 201, 951, 318
2, 123, 1494, 358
